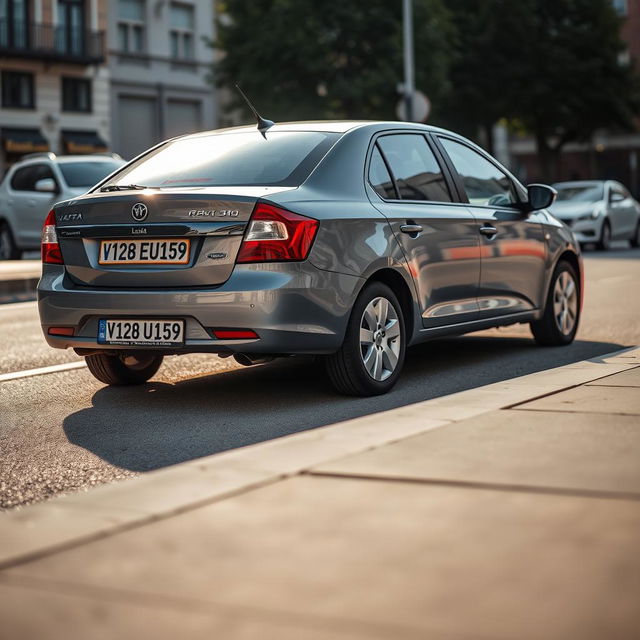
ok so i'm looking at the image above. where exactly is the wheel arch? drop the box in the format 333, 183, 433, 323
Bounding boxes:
556, 249, 583, 309
362, 267, 417, 342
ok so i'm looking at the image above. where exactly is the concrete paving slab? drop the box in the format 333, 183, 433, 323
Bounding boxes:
0, 581, 388, 640
0, 499, 144, 568
516, 385, 640, 415
7, 476, 640, 640
586, 367, 640, 388
312, 410, 640, 496
58, 460, 275, 518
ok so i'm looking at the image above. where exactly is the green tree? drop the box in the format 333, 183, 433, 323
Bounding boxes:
446, 0, 639, 180
213, 0, 453, 123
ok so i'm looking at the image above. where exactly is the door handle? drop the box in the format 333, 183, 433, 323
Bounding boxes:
479, 225, 498, 237
400, 224, 423, 235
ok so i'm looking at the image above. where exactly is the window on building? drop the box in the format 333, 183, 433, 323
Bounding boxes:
62, 77, 92, 112
169, 2, 194, 60
117, 0, 145, 53
0, 0, 29, 48
612, 0, 628, 16
1, 70, 34, 109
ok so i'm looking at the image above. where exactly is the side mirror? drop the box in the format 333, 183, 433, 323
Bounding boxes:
35, 178, 58, 194
526, 183, 556, 211
610, 192, 624, 203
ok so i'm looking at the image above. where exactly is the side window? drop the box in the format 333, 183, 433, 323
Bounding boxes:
10, 166, 37, 191
609, 186, 625, 202
368, 145, 397, 199
439, 137, 518, 207
9, 164, 54, 191
377, 134, 452, 202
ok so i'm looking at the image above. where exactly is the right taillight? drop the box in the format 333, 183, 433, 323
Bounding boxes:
42, 209, 63, 264
237, 202, 318, 263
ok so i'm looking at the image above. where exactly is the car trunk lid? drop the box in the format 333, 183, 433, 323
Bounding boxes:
55, 186, 296, 288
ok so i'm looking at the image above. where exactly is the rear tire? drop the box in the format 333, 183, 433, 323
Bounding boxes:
85, 352, 163, 385
325, 282, 406, 396
530, 260, 580, 346
0, 222, 20, 260
630, 221, 640, 248
596, 220, 611, 251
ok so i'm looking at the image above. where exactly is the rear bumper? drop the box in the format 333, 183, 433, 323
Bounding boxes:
38, 263, 363, 355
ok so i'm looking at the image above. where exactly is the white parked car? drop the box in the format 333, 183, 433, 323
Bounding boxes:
550, 180, 640, 250
0, 153, 124, 259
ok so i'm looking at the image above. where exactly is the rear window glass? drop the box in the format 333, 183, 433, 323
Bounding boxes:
60, 161, 123, 187
102, 131, 341, 189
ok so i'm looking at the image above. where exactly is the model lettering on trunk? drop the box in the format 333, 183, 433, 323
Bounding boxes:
187, 210, 239, 217
58, 213, 83, 222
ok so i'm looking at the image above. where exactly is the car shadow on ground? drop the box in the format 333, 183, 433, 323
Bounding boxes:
62, 334, 625, 473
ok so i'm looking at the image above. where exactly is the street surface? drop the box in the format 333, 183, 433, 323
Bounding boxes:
1, 246, 639, 509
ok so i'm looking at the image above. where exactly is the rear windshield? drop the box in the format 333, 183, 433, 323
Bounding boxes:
60, 160, 124, 187
101, 131, 341, 189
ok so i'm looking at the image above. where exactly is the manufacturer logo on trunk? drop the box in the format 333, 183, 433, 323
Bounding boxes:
131, 203, 148, 221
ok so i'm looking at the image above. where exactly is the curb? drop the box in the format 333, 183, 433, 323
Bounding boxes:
1, 345, 638, 570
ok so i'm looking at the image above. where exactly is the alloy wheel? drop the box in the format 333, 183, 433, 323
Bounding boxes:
553, 271, 578, 336
359, 296, 401, 381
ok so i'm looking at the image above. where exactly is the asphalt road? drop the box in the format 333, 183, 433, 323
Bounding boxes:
1, 246, 639, 510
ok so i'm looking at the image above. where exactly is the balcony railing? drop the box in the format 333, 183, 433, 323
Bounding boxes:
0, 20, 105, 64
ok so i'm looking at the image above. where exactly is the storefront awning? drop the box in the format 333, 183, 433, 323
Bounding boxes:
61, 130, 109, 154
1, 128, 49, 154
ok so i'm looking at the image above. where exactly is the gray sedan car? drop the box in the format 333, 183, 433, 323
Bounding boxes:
550, 180, 640, 250
38, 122, 582, 396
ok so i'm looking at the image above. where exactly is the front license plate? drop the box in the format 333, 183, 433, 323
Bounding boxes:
98, 239, 190, 265
98, 319, 185, 346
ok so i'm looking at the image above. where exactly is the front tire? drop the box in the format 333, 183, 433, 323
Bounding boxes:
325, 282, 406, 396
85, 352, 163, 385
596, 220, 611, 251
530, 260, 580, 346
0, 223, 20, 260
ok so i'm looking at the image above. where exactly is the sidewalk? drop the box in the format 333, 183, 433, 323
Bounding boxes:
1, 347, 639, 639
0, 260, 40, 303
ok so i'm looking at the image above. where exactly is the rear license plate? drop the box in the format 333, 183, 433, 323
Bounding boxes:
98, 239, 190, 265
98, 319, 185, 346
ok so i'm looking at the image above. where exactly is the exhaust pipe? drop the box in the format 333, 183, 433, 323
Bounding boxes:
233, 354, 276, 367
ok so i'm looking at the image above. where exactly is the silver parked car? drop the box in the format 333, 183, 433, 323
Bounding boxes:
0, 153, 124, 259
38, 122, 582, 396
550, 180, 640, 250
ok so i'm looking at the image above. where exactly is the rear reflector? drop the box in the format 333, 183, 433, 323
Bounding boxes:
212, 329, 259, 340
48, 327, 75, 336
42, 210, 63, 264
237, 202, 318, 263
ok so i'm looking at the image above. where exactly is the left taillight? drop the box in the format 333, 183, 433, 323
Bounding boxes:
236, 202, 319, 263
42, 209, 63, 264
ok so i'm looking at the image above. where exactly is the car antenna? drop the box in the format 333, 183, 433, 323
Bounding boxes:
235, 83, 274, 138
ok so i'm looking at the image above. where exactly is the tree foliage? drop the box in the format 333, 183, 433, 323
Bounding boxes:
446, 0, 640, 178
214, 0, 639, 181
214, 0, 452, 122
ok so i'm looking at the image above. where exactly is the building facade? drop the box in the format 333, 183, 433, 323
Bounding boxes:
509, 0, 640, 195
108, 0, 216, 161
0, 0, 110, 172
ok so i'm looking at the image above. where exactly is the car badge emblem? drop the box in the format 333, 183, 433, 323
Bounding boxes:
131, 202, 148, 221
